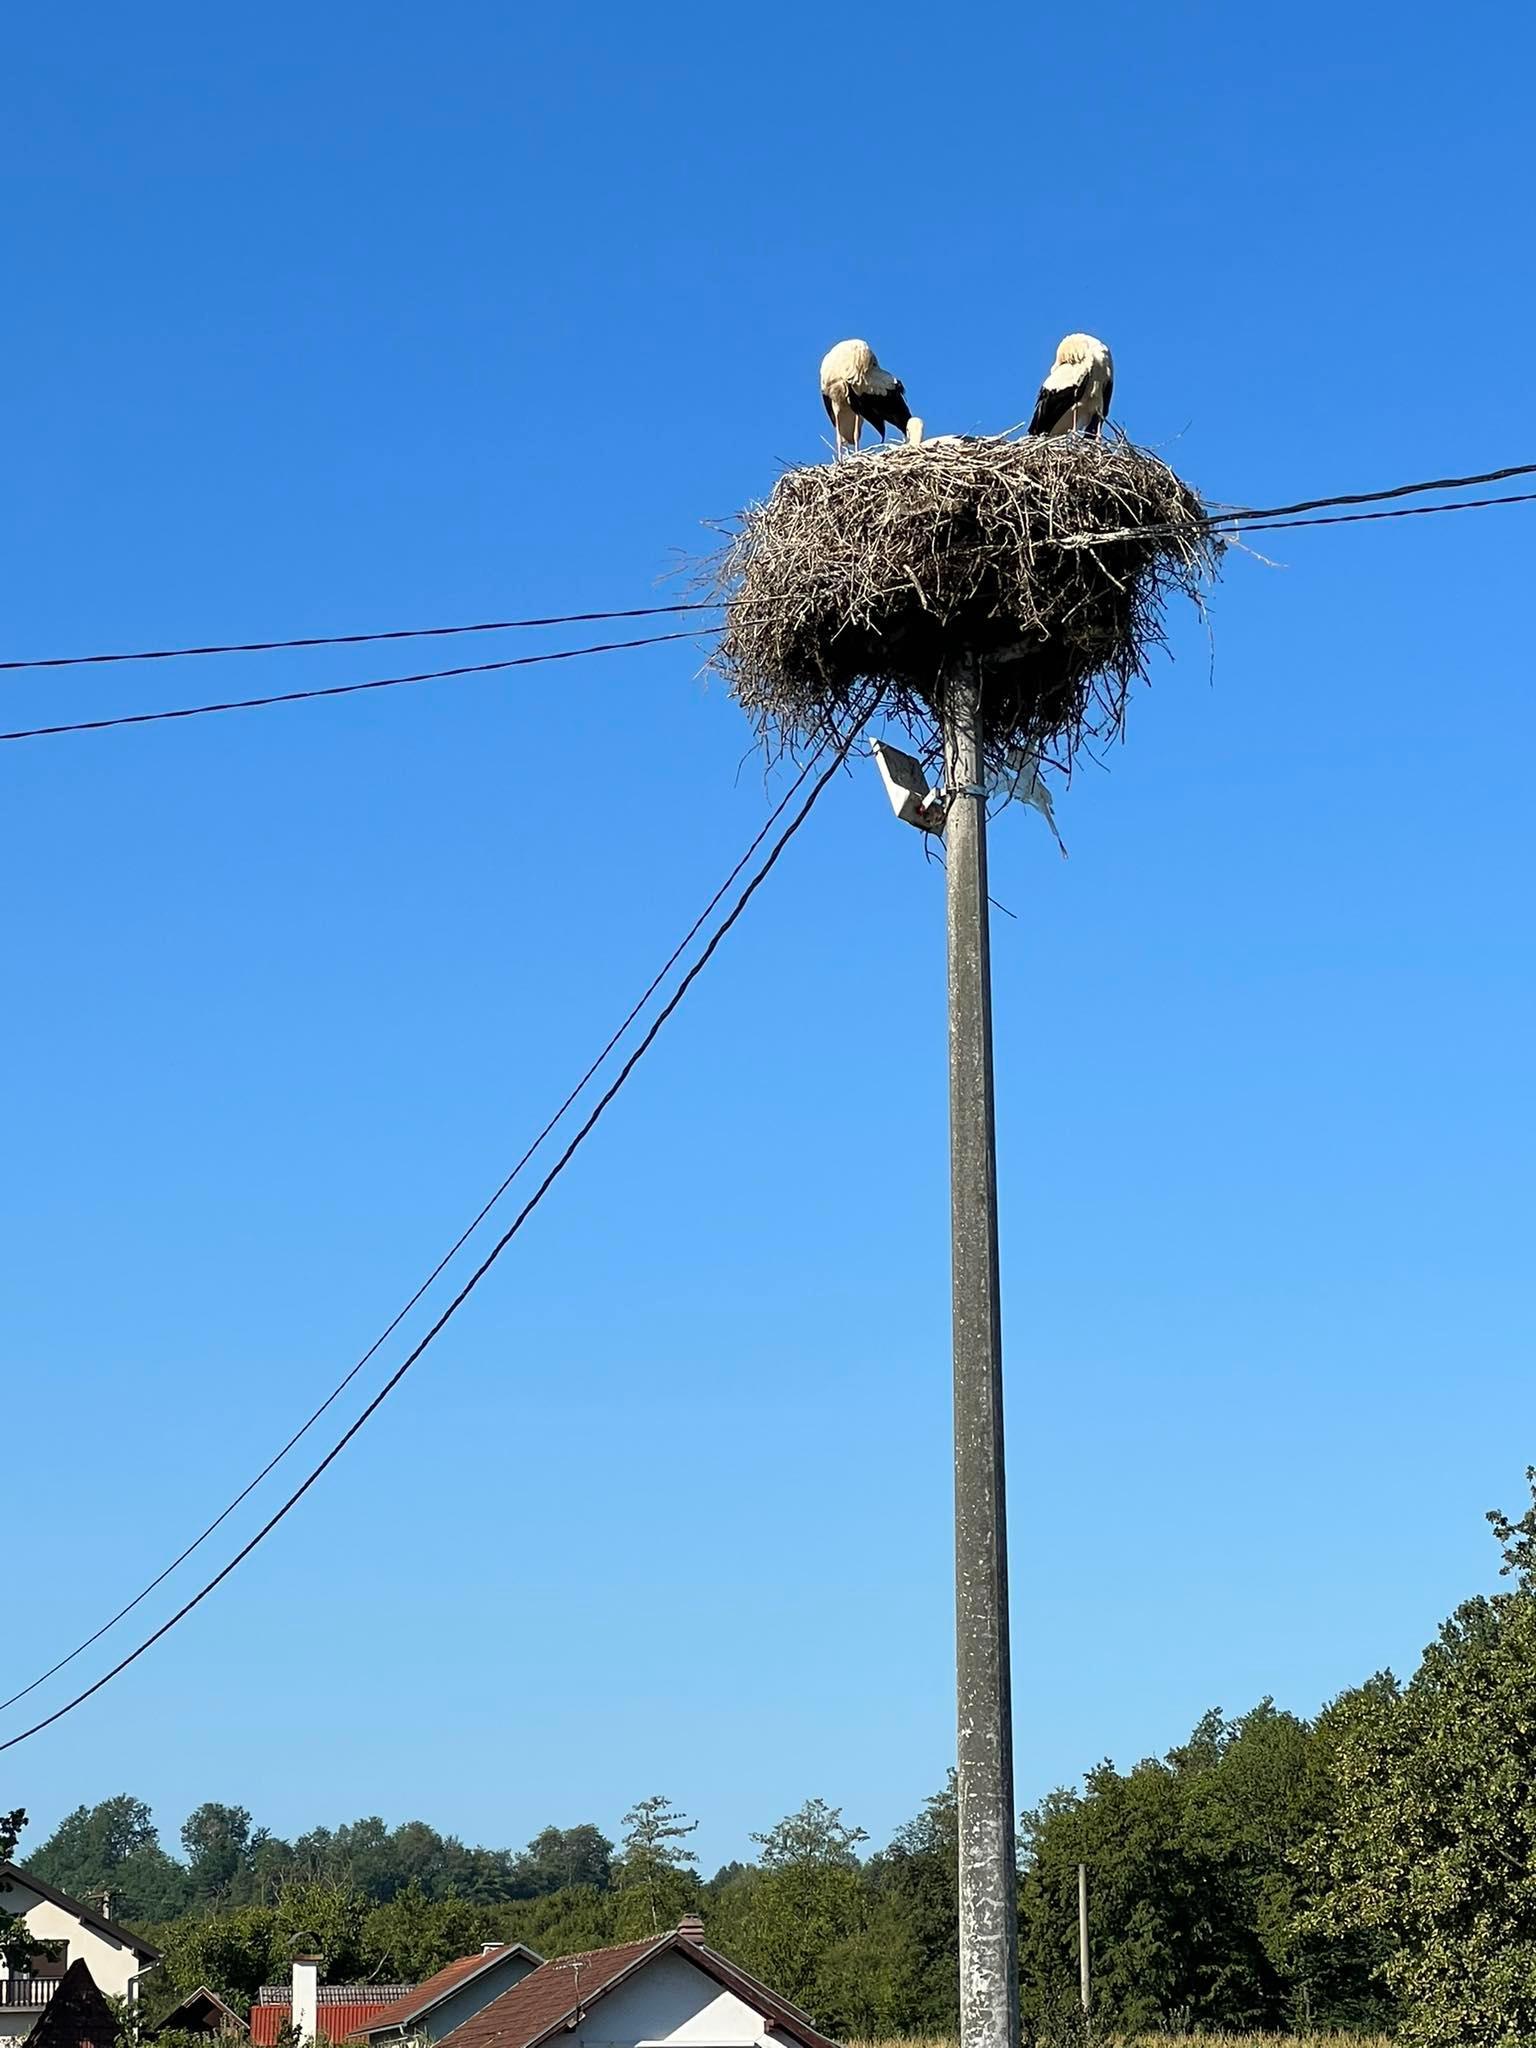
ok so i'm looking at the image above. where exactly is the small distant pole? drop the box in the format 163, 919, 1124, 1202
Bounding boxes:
1077, 1863, 1091, 2026
945, 658, 1020, 2048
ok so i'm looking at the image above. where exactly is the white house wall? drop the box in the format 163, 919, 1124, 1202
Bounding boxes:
0, 1876, 151, 2000
572, 1952, 777, 2048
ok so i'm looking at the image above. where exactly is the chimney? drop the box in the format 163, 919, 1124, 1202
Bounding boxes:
291, 1957, 320, 2045
676, 1914, 705, 1945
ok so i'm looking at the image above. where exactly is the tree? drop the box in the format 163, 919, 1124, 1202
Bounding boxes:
1018, 1702, 1387, 2041
751, 1801, 867, 1873
501, 1883, 620, 1958
152, 1904, 283, 2009
30, 1797, 190, 1921
1, 1808, 32, 1970
272, 1877, 371, 1977
729, 1802, 868, 2028
148, 1876, 370, 2013
243, 1832, 299, 1905
362, 1884, 501, 1980
181, 1805, 254, 1904
286, 1818, 520, 1906
1312, 1471, 1536, 2045
614, 1798, 698, 1937
509, 1826, 612, 1899
813, 1778, 957, 2039
34, 1796, 157, 1877
696, 1864, 763, 1972
1021, 1754, 1194, 2039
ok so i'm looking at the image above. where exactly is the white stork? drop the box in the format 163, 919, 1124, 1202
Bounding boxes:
1028, 333, 1114, 438
819, 339, 912, 456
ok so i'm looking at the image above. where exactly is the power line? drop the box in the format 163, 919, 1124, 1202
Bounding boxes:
7, 480, 1536, 747
5, 461, 1533, 679
1216, 460, 1536, 524
0, 705, 873, 1754
10, 481, 1536, 746
1064, 485, 1536, 554
0, 751, 818, 1721
0, 630, 712, 743
1217, 488, 1536, 536
0, 605, 722, 674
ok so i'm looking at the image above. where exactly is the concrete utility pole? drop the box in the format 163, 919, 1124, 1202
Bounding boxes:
943, 660, 1020, 2048
1078, 1862, 1091, 2025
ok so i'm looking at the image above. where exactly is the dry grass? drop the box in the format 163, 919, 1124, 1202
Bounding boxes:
849, 2036, 1391, 2048
708, 433, 1217, 782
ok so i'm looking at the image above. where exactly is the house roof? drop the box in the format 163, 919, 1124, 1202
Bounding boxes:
25, 1962, 119, 2048
0, 1863, 160, 1964
433, 1929, 840, 2048
149, 1987, 248, 2037
249, 1997, 410, 2047
356, 1946, 545, 2037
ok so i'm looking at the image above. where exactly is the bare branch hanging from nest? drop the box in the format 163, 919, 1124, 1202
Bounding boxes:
705, 433, 1220, 782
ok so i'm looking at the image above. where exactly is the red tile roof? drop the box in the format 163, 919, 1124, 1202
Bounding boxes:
250, 2000, 407, 2047
357, 1949, 543, 2037
433, 1940, 656, 2048
434, 1932, 839, 2048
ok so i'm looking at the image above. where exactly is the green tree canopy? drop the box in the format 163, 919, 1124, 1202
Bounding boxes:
31, 1796, 191, 1921
509, 1825, 612, 1898
1312, 1469, 1536, 2046
149, 1877, 372, 2012
727, 1801, 868, 2030
181, 1804, 256, 1904
613, 1797, 698, 1938
1020, 1701, 1389, 2040
362, 1884, 502, 1981
819, 1777, 958, 2039
1, 1808, 32, 1969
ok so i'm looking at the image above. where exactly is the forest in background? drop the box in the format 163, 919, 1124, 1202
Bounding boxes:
12, 1476, 1536, 2047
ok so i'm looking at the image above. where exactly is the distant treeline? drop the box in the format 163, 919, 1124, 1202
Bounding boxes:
16, 1476, 1536, 2046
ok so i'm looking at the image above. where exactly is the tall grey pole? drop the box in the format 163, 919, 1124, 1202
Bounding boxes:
1078, 1863, 1091, 2024
944, 663, 1020, 2048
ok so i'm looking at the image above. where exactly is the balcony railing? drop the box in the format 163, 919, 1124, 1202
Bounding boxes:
0, 1978, 62, 2009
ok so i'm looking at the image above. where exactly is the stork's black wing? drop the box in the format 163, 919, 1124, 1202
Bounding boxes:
1100, 367, 1112, 422
1029, 373, 1086, 437
879, 385, 912, 433
850, 381, 911, 439
822, 390, 838, 426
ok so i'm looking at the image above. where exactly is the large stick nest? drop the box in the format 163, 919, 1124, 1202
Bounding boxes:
707, 434, 1219, 777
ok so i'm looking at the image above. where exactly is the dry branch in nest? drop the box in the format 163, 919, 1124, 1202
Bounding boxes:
707, 434, 1219, 780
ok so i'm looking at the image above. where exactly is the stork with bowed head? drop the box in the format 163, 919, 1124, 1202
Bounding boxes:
819, 339, 918, 457
1028, 333, 1114, 438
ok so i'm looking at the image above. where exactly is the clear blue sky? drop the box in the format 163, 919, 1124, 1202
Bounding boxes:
4, 1, 1533, 1879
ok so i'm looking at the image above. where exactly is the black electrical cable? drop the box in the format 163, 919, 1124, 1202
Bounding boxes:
0, 630, 712, 743
1218, 488, 1536, 535
0, 749, 818, 1720
5, 460, 1534, 678
0, 704, 874, 1753
0, 606, 722, 674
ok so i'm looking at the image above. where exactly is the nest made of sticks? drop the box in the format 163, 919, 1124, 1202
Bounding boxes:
708, 433, 1219, 778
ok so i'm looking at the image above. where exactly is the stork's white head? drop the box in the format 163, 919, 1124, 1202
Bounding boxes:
1055, 332, 1112, 373
820, 337, 878, 388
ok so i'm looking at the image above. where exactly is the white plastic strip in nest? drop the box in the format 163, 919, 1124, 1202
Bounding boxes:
987, 745, 1069, 859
